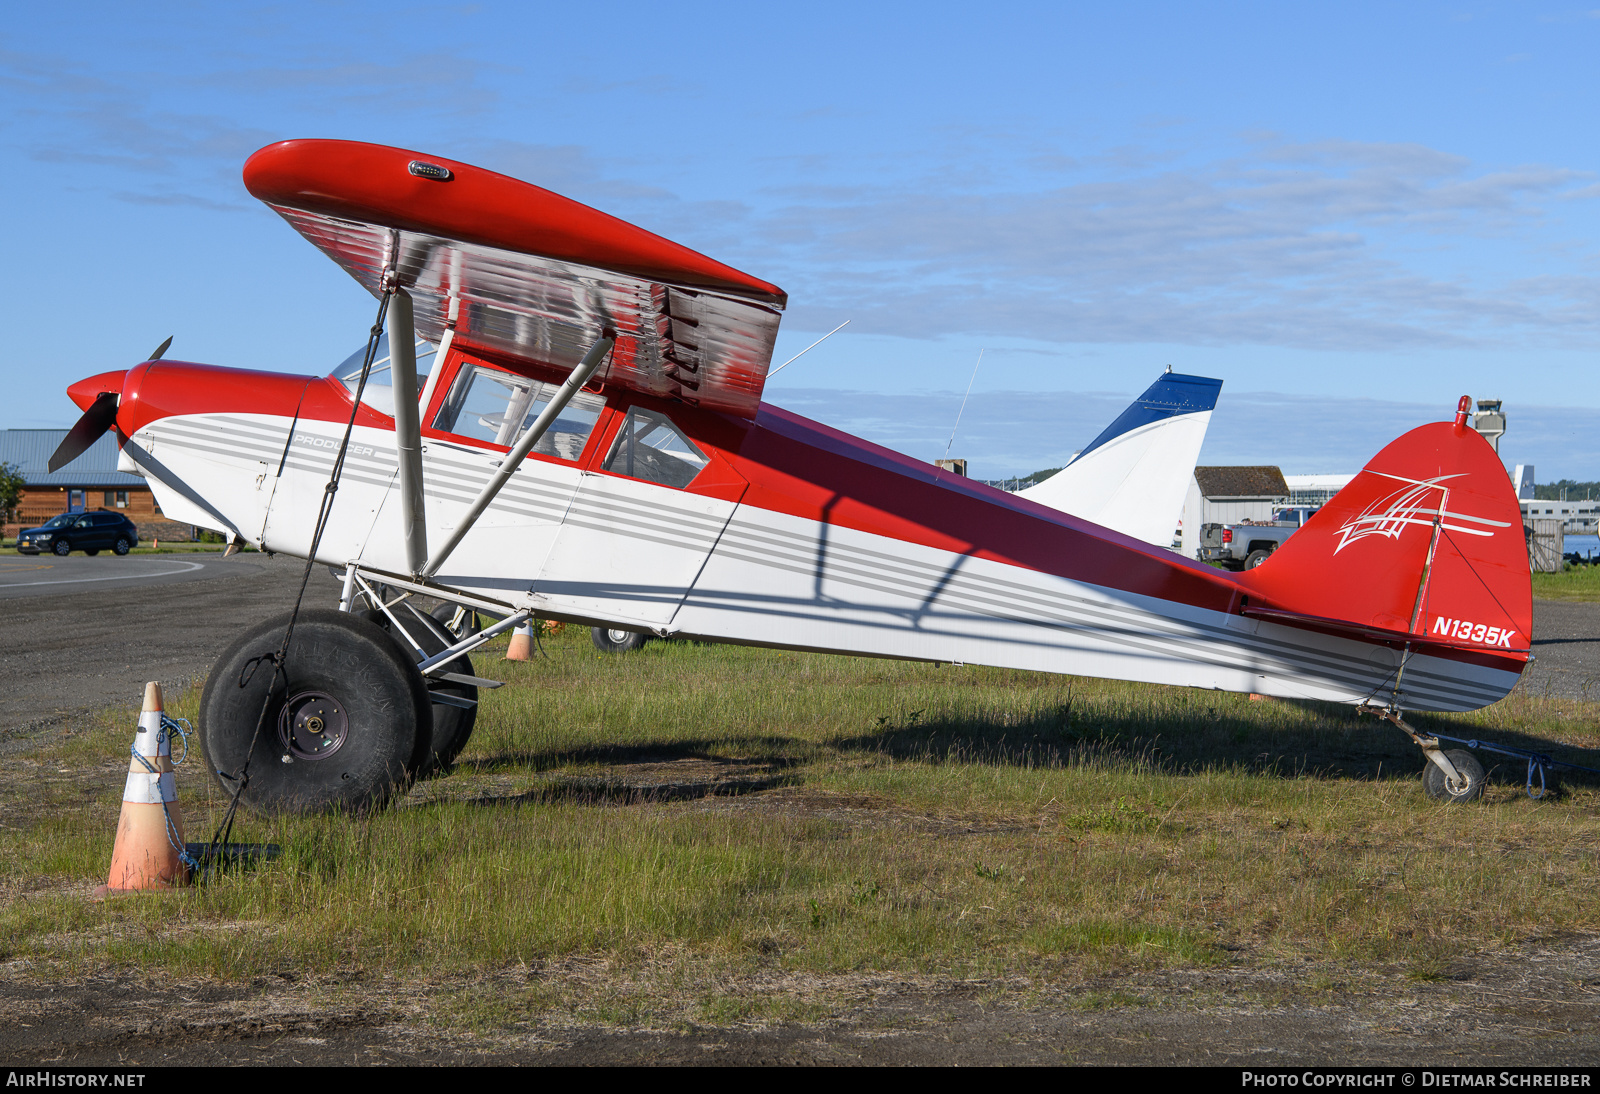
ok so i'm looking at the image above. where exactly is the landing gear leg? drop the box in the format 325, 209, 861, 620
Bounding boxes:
1373, 707, 1486, 804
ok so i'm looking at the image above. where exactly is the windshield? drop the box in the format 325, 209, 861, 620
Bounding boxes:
330, 334, 439, 417
40, 515, 74, 529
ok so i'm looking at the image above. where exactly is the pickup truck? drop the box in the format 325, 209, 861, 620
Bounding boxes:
1198, 507, 1318, 570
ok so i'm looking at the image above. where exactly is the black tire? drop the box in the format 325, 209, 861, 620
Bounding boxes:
85, 549, 100, 556
1422, 749, 1486, 803
1244, 549, 1272, 570
52, 540, 71, 557
200, 609, 431, 814
431, 602, 482, 640
591, 626, 648, 653
113, 537, 132, 556
364, 606, 479, 774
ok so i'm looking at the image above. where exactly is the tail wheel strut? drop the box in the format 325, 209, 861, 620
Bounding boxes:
1374, 707, 1487, 804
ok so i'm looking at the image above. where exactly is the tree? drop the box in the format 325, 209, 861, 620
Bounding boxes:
0, 461, 22, 526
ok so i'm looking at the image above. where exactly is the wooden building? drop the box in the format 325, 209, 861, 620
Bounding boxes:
1, 429, 189, 541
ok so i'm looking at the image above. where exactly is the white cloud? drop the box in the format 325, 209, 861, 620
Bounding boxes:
739, 139, 1598, 352
773, 385, 1600, 481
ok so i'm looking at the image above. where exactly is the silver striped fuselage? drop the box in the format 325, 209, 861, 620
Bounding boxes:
130, 411, 1519, 713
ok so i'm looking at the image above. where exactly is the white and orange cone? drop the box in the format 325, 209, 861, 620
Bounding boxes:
96, 682, 187, 897
505, 621, 535, 661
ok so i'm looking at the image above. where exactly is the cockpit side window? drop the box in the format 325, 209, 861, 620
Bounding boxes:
431, 363, 606, 463
330, 333, 438, 418
602, 407, 709, 489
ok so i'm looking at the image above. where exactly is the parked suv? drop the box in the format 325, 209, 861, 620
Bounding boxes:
16, 511, 140, 556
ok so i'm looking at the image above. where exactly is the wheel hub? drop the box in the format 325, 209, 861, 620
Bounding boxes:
277, 691, 349, 760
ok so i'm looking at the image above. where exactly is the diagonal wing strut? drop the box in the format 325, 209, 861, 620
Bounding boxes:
420, 330, 616, 580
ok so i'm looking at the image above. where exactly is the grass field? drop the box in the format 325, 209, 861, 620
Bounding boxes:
4, 626, 1599, 1027
1531, 563, 1600, 602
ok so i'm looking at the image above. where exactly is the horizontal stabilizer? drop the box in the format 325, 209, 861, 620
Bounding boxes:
1241, 606, 1530, 654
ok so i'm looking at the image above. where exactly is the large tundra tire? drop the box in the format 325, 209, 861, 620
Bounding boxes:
200, 609, 431, 814
372, 605, 480, 774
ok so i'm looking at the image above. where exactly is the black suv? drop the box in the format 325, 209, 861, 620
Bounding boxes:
16, 511, 140, 556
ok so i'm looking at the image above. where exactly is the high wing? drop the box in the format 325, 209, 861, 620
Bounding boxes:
1017, 371, 1221, 549
243, 139, 787, 419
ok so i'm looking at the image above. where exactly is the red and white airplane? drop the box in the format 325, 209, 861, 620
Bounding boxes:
53, 140, 1532, 814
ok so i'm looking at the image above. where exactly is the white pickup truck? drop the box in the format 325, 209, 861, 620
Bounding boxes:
1198, 506, 1318, 570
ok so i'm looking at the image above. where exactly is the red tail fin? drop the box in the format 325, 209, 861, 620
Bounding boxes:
1241, 401, 1531, 656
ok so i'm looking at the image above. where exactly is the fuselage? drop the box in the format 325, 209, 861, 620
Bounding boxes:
96, 348, 1526, 713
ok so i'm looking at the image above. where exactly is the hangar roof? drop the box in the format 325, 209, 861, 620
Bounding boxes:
1195, 465, 1289, 500
0, 430, 147, 489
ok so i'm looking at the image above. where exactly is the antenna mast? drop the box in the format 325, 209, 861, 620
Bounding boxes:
945, 349, 984, 459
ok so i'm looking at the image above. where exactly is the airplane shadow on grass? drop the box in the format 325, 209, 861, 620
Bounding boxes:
826, 698, 1600, 797
442, 694, 1600, 808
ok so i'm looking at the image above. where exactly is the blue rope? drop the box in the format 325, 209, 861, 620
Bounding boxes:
131, 720, 200, 873
160, 714, 191, 767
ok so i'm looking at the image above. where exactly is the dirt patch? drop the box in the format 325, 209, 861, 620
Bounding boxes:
3, 942, 1599, 1065
445, 757, 801, 807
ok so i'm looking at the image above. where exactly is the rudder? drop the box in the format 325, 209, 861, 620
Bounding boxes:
1240, 398, 1531, 657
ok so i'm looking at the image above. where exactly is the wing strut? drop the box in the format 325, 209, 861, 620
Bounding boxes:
415, 252, 460, 415
387, 290, 428, 575
420, 329, 616, 579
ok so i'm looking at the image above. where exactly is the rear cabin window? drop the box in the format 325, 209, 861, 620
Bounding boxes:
603, 408, 709, 489
432, 363, 605, 463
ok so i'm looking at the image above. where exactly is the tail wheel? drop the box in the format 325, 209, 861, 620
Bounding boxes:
1422, 749, 1486, 803
200, 609, 431, 814
591, 627, 648, 653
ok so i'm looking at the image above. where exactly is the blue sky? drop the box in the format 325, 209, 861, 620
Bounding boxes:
4, 2, 1598, 478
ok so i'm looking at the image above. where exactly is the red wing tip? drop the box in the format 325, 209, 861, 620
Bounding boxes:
243, 139, 786, 304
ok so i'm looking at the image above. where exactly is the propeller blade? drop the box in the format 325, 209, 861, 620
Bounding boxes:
149, 335, 173, 361
48, 392, 120, 472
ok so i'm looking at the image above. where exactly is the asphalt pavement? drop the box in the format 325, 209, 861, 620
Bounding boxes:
0, 553, 237, 599
1521, 598, 1600, 701
0, 552, 340, 736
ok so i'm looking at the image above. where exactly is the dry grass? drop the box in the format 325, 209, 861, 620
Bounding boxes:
3, 625, 1599, 1001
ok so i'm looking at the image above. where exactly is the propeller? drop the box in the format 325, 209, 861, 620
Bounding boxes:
47, 336, 172, 472
49, 392, 120, 471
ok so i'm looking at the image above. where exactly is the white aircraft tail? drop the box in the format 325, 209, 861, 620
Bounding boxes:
1018, 371, 1222, 548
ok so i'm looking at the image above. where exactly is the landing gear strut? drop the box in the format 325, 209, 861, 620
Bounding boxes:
1372, 707, 1487, 804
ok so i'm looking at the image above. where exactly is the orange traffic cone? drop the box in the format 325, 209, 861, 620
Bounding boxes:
505, 621, 534, 661
97, 682, 187, 896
